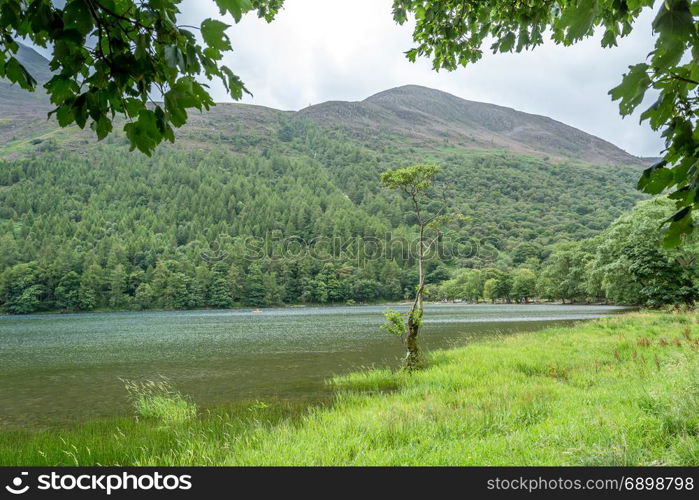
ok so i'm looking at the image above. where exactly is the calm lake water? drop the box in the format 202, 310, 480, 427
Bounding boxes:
0, 304, 627, 428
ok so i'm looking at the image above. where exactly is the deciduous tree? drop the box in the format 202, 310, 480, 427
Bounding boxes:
380, 164, 444, 369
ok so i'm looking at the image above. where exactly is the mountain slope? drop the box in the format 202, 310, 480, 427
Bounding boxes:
0, 44, 52, 114
299, 85, 641, 165
0, 44, 51, 117
0, 44, 55, 148
1, 46, 644, 166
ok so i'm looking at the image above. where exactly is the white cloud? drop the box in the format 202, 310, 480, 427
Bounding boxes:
182, 0, 664, 156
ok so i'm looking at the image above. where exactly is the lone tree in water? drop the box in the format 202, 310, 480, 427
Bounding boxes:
380, 163, 444, 370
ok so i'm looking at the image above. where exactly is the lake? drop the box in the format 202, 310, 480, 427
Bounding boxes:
0, 303, 627, 428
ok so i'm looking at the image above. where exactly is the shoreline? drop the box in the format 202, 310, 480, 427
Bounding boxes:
0, 300, 626, 318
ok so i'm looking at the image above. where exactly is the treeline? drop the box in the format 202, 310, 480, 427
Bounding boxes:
426, 267, 538, 303
428, 198, 699, 307
3, 194, 693, 314
0, 258, 423, 314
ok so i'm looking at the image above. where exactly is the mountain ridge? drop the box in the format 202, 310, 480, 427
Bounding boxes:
299, 84, 641, 165
1, 45, 643, 166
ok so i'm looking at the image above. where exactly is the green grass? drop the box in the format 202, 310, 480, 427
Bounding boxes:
1, 311, 697, 465
122, 378, 197, 425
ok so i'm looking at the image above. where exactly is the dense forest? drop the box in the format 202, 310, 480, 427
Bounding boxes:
0, 118, 650, 314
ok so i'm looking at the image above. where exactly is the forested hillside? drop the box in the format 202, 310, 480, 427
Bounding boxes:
0, 46, 648, 313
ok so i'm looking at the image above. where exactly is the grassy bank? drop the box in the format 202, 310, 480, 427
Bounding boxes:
1, 311, 698, 465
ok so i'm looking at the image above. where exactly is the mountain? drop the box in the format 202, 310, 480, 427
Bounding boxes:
0, 44, 649, 313
299, 85, 642, 165
2, 45, 644, 166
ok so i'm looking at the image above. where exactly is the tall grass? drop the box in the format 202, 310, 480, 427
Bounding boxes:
1, 311, 697, 465
121, 378, 197, 425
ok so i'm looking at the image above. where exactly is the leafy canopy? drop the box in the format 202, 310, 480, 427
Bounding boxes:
380, 163, 440, 201
0, 0, 282, 154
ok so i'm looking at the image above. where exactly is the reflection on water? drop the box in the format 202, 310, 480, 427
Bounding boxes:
0, 303, 627, 428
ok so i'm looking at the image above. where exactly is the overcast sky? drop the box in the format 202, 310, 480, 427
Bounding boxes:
190, 1, 663, 157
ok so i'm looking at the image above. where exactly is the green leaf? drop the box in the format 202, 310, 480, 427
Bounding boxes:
608, 64, 651, 116
201, 19, 231, 51
214, 0, 253, 22
382, 308, 407, 337
601, 29, 617, 48
72, 93, 88, 128
135, 34, 148, 60
92, 115, 113, 140
54, 104, 76, 127
164, 79, 200, 128
5, 57, 37, 90
651, 0, 693, 69
639, 94, 675, 130
667, 185, 696, 207
119, 99, 143, 118
28, 0, 53, 33
0, 2, 22, 27
45, 76, 78, 104
164, 45, 185, 70
220, 65, 246, 99
497, 32, 516, 52
63, 0, 94, 36
637, 162, 674, 194
662, 206, 693, 248
123, 110, 161, 155
557, 0, 598, 42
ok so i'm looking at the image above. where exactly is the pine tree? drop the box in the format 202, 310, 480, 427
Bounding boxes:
55, 271, 82, 311
243, 263, 266, 307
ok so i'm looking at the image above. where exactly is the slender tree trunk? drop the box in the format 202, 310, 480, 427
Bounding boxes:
403, 223, 425, 370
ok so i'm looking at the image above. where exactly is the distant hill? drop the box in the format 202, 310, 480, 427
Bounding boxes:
299, 85, 642, 165
1, 46, 644, 166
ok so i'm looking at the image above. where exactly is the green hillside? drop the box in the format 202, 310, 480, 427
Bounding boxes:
0, 47, 647, 313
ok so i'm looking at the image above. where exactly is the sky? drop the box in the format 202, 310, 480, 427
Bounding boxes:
175, 0, 664, 157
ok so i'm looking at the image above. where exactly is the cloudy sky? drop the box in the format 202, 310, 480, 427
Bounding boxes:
184, 0, 662, 157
